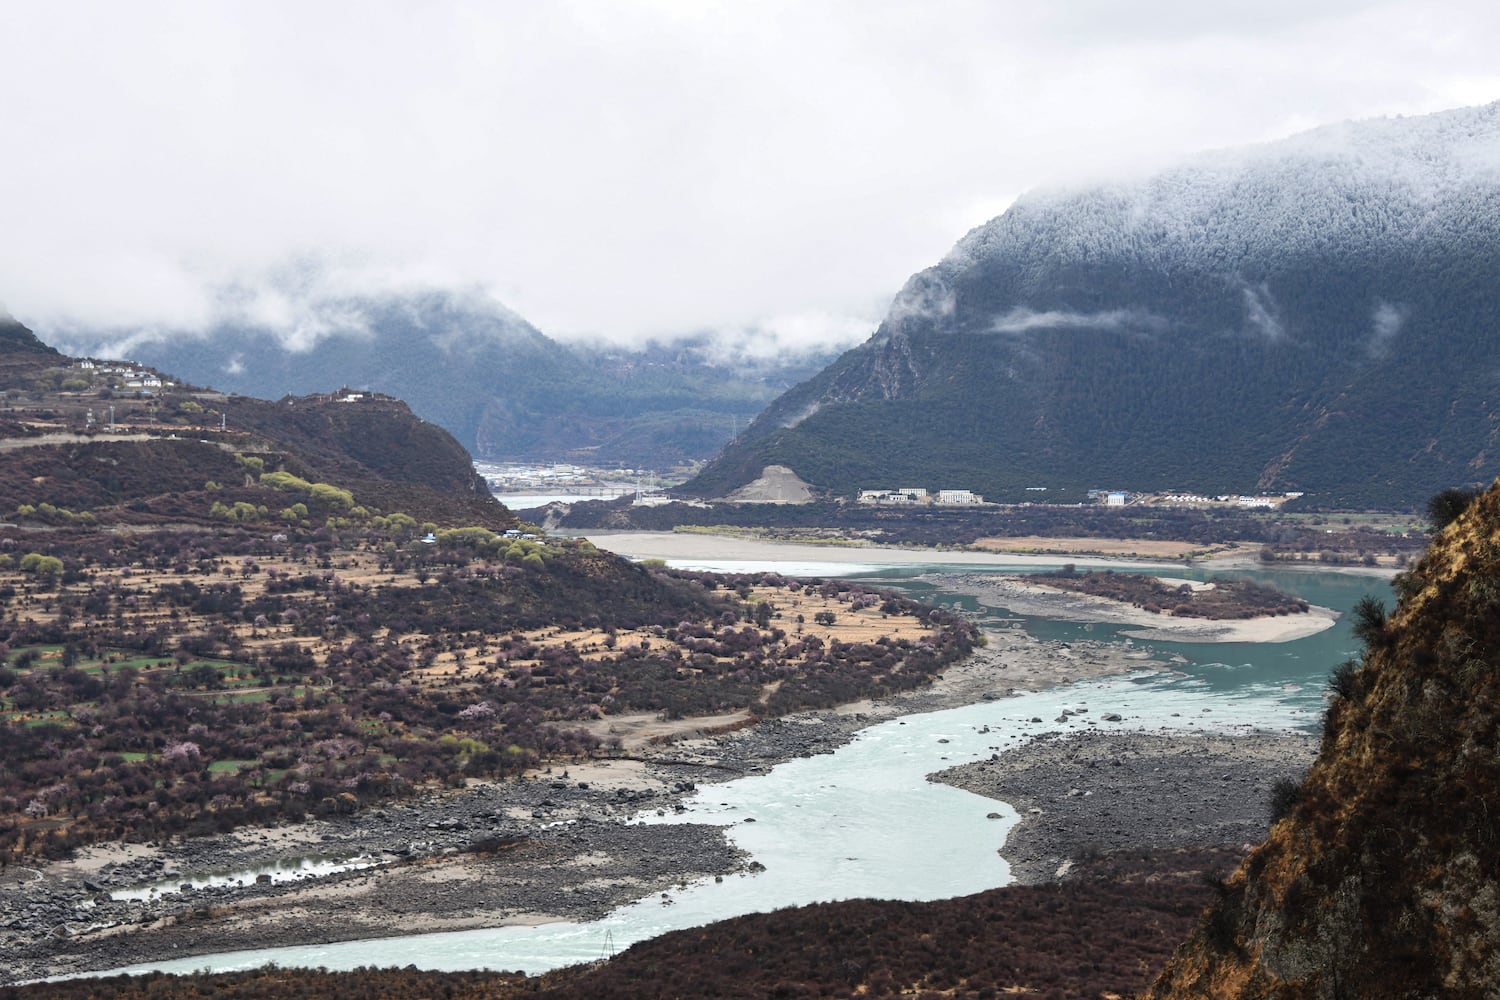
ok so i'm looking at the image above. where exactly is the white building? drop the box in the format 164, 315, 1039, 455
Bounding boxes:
936, 489, 983, 505
858, 488, 928, 504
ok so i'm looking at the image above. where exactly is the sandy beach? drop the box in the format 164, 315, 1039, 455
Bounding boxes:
584, 529, 1350, 642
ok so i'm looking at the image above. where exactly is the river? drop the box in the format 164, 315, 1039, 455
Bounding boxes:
88, 558, 1386, 979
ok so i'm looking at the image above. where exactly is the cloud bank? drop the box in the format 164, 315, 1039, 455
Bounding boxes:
1, 1, 1497, 355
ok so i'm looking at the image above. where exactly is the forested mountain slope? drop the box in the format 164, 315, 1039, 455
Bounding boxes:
686, 101, 1500, 509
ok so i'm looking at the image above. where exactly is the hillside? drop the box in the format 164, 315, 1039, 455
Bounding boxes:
1144, 484, 1500, 996
686, 101, 1500, 509
0, 311, 59, 356
57, 295, 833, 469
0, 346, 505, 530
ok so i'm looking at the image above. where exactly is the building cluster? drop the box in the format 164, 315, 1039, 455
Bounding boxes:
857, 488, 986, 506
74, 360, 171, 391
1089, 489, 1305, 509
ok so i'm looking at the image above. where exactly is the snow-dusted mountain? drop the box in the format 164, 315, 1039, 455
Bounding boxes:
687, 101, 1500, 509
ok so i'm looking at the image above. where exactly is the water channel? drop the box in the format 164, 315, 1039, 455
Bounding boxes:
92, 559, 1388, 978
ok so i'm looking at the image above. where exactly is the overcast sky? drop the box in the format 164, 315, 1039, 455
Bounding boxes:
3, 1, 1498, 356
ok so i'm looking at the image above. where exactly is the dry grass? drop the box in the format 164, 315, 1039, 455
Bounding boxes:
6, 564, 936, 710
419, 585, 933, 682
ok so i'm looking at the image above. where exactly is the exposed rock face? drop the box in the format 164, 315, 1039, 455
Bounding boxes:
722, 464, 815, 504
1146, 485, 1500, 998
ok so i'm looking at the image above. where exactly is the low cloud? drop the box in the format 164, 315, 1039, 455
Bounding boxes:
780, 399, 824, 430
50, 259, 528, 360
988, 306, 1170, 336
4, 3, 1497, 353
693, 312, 875, 363
883, 275, 957, 331
1241, 283, 1287, 341
1367, 301, 1407, 359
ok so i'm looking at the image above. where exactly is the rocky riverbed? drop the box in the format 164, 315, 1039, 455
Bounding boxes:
0, 772, 739, 983
932, 729, 1319, 883
0, 627, 1181, 985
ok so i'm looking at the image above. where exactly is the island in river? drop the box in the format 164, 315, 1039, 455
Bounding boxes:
932, 571, 1340, 643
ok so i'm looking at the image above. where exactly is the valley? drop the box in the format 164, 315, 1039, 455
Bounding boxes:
5, 81, 1500, 998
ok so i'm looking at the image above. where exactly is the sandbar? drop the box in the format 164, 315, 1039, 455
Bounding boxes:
938, 575, 1340, 643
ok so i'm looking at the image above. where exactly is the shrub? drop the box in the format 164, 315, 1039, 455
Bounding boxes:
1427, 486, 1481, 531
18, 553, 63, 578
1349, 595, 1388, 648
1268, 776, 1303, 823
309, 483, 355, 510
260, 470, 313, 493
1328, 659, 1363, 702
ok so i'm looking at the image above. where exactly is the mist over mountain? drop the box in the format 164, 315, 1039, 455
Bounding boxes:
59, 294, 834, 470
687, 101, 1500, 509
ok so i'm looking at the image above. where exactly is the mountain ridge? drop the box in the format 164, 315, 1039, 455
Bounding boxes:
53, 295, 835, 470
686, 101, 1500, 509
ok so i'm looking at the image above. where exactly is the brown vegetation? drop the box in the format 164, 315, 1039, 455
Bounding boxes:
0, 523, 974, 862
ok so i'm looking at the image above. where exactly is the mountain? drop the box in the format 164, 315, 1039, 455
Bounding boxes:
0, 339, 507, 530
686, 102, 1500, 509
1146, 486, 1500, 996
62, 294, 833, 470
0, 309, 60, 356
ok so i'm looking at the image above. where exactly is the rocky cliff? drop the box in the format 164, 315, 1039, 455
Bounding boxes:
1145, 485, 1500, 997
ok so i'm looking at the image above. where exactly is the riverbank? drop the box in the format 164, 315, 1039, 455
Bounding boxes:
579, 529, 1401, 579
580, 530, 1183, 571
933, 730, 1318, 883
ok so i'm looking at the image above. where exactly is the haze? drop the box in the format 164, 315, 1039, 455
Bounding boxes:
3, 0, 1498, 355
